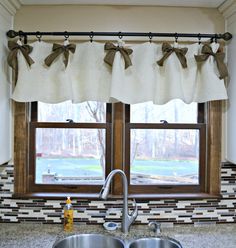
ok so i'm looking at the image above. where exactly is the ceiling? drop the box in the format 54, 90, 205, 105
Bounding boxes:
19, 0, 226, 8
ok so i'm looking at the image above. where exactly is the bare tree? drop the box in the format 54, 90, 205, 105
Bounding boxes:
130, 130, 139, 166
86, 102, 105, 174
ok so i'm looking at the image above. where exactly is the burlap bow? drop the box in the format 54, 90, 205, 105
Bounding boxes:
157, 42, 188, 68
44, 43, 76, 68
104, 42, 133, 69
194, 44, 228, 80
7, 41, 35, 84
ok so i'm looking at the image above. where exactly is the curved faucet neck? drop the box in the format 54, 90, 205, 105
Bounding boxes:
106, 169, 128, 196
99, 169, 138, 233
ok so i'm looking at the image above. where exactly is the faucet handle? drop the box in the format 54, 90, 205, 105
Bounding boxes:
128, 198, 138, 224
148, 221, 161, 235
131, 199, 138, 219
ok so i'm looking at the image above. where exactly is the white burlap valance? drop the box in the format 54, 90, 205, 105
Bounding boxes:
11, 40, 227, 104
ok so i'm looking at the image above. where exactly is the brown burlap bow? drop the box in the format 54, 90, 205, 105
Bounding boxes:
194, 44, 228, 80
157, 42, 188, 68
44, 43, 76, 68
104, 42, 133, 69
7, 40, 35, 83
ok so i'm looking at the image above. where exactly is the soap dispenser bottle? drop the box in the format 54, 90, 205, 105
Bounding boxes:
64, 197, 74, 231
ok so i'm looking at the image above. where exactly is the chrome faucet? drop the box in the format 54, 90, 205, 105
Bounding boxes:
99, 169, 138, 233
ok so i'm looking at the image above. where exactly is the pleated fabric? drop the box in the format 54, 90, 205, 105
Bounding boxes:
12, 40, 227, 104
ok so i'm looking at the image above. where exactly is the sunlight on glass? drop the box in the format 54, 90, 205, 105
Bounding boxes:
38, 101, 106, 123
35, 128, 105, 185
131, 99, 197, 123
130, 129, 199, 185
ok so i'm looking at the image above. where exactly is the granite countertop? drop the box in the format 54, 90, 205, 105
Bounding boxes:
0, 223, 236, 248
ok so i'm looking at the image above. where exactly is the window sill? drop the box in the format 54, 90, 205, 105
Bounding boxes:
128, 193, 222, 200
12, 192, 221, 200
12, 193, 101, 200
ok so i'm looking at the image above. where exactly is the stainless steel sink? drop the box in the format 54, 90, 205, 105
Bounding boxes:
128, 237, 183, 248
52, 234, 125, 248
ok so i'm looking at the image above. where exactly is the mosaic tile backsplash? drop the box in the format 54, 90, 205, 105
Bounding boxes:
0, 163, 236, 225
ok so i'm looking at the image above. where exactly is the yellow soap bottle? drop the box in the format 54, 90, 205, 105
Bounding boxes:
64, 197, 74, 231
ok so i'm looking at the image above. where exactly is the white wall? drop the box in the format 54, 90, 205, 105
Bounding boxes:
14, 5, 224, 40
0, 5, 13, 165
222, 3, 236, 163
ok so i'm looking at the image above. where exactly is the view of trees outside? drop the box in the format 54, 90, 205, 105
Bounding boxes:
130, 129, 199, 185
36, 100, 199, 185
130, 100, 199, 185
38, 101, 106, 123
36, 101, 106, 184
131, 100, 197, 123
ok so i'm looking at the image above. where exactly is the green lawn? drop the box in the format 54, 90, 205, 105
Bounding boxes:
36, 158, 198, 184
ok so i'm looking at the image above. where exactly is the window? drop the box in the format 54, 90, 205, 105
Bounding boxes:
28, 101, 112, 194
124, 100, 206, 194
14, 100, 222, 198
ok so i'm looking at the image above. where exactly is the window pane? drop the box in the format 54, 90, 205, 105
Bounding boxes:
130, 129, 199, 185
38, 101, 106, 123
131, 100, 197, 123
35, 128, 105, 185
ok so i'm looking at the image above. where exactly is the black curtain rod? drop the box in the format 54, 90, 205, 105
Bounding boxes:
6, 30, 233, 41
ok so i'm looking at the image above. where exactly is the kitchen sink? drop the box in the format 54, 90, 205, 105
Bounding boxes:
128, 237, 183, 248
52, 234, 125, 248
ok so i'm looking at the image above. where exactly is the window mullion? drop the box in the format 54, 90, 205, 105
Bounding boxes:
198, 103, 205, 123
112, 102, 125, 195
31, 102, 38, 122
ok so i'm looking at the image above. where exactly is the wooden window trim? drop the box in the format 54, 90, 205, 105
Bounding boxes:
29, 123, 111, 194
14, 102, 30, 196
14, 101, 222, 199
124, 123, 206, 194
14, 102, 112, 196
124, 102, 207, 195
206, 101, 222, 195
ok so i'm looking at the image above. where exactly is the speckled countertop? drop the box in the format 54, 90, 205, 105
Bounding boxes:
0, 223, 236, 248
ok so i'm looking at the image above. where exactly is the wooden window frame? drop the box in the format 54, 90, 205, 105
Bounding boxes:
14, 102, 112, 197
14, 101, 222, 199
124, 104, 206, 194
112, 102, 222, 198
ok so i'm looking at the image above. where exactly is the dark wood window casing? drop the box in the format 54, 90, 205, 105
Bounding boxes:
15, 102, 112, 197
124, 104, 206, 195
14, 101, 222, 199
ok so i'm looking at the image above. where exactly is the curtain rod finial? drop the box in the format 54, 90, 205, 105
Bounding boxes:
6, 30, 19, 38
222, 32, 233, 41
